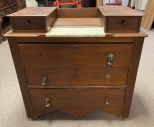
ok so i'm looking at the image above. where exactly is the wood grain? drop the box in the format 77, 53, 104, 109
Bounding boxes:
100, 5, 143, 16
106, 16, 141, 33
25, 67, 128, 86
29, 88, 125, 117
11, 17, 46, 31
9, 7, 57, 32
8, 38, 33, 118
122, 37, 144, 118
7, 36, 146, 118
8, 7, 57, 17
57, 8, 99, 18
18, 44, 133, 68
53, 18, 102, 26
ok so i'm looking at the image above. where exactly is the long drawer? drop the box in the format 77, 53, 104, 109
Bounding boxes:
26, 67, 128, 86
29, 88, 125, 116
18, 44, 133, 68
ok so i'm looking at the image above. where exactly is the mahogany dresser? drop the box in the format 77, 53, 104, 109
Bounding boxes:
0, 0, 26, 41
5, 6, 148, 119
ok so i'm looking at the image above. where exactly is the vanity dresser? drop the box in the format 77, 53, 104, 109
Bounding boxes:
5, 6, 147, 119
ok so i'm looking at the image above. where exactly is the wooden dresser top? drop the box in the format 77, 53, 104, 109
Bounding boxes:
8, 7, 56, 17
5, 7, 148, 38
100, 5, 143, 17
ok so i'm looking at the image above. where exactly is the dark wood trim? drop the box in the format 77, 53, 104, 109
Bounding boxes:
8, 38, 33, 118
28, 85, 127, 89
9, 37, 137, 43
122, 37, 144, 118
57, 8, 99, 18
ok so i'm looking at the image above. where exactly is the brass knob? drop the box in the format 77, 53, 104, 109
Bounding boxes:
106, 74, 111, 80
104, 97, 110, 105
42, 75, 48, 86
105, 52, 114, 66
45, 98, 51, 108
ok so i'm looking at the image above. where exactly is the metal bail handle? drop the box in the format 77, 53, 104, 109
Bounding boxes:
104, 97, 110, 105
105, 52, 114, 66
45, 98, 51, 108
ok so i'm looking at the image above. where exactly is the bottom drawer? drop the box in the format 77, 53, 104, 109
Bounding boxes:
29, 88, 125, 117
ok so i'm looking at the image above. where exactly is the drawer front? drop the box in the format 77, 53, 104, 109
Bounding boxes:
107, 17, 141, 33
26, 67, 128, 86
29, 88, 125, 116
11, 17, 46, 31
18, 44, 133, 68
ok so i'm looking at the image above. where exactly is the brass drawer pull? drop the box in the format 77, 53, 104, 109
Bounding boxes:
42, 75, 48, 86
45, 98, 51, 108
105, 52, 114, 66
104, 97, 110, 105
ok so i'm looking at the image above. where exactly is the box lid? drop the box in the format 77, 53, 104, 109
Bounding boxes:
100, 5, 143, 17
8, 7, 56, 17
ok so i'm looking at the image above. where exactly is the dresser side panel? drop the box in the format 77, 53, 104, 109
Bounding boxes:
122, 37, 144, 118
8, 38, 33, 118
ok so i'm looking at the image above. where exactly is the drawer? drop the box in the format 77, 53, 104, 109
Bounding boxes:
8, 7, 56, 32
18, 44, 133, 68
29, 88, 125, 116
11, 17, 46, 31
26, 67, 128, 86
19, 44, 76, 67
106, 17, 141, 33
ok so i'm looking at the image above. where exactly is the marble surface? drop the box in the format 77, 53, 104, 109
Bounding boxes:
46, 26, 105, 37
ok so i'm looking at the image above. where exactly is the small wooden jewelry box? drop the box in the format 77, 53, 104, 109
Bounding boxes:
100, 5, 143, 33
8, 7, 57, 32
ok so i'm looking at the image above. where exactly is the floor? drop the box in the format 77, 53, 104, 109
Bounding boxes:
0, 29, 154, 127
